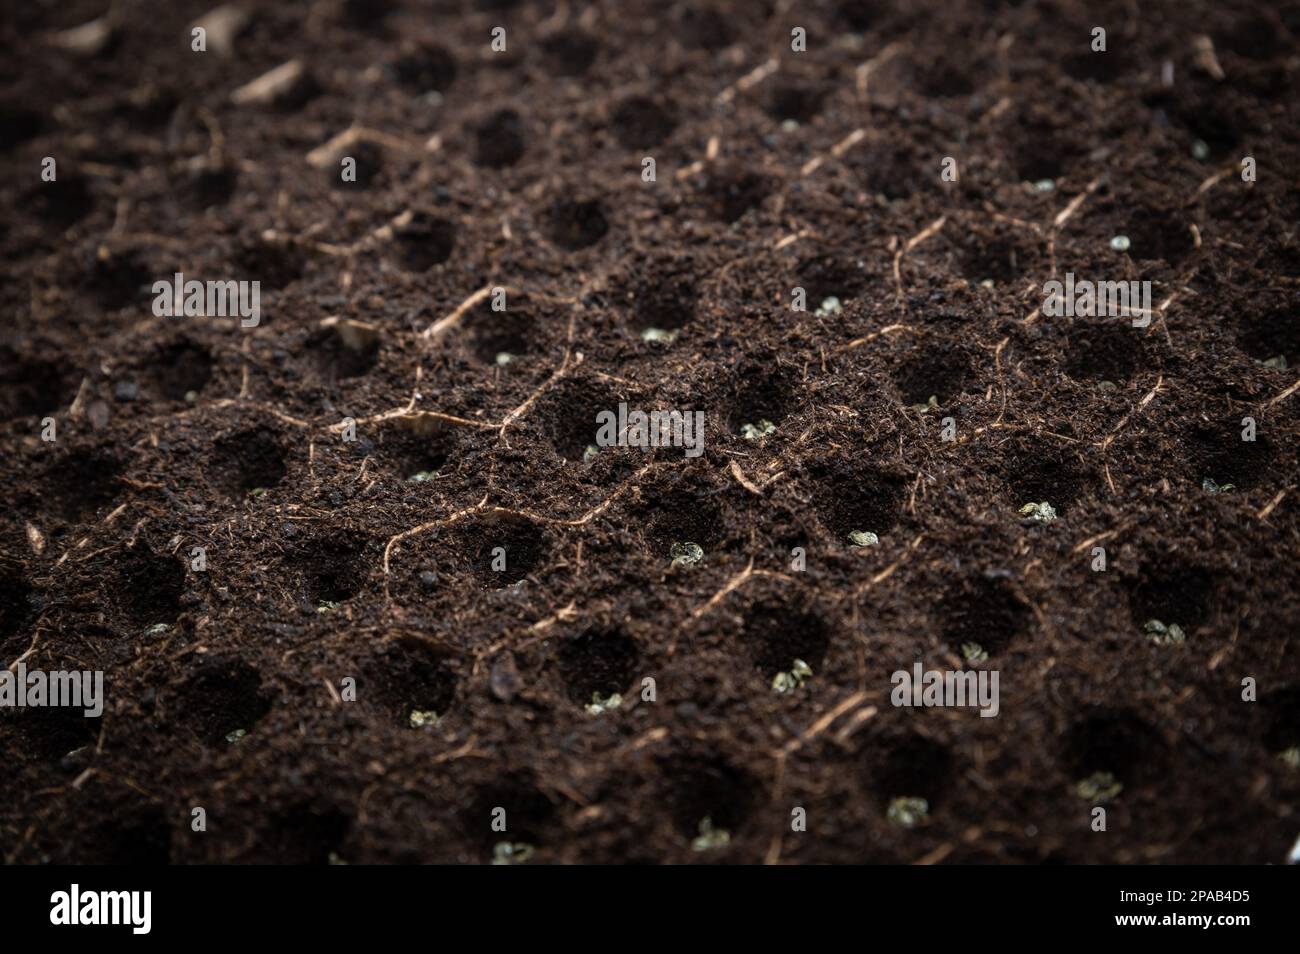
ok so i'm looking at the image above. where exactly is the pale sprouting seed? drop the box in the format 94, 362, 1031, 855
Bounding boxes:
1075, 771, 1122, 801
317, 600, 340, 613
250, 487, 268, 497
328, 852, 348, 865
1110, 235, 1131, 252
1031, 178, 1056, 193
1191, 139, 1210, 161
585, 692, 623, 715
781, 119, 800, 133
582, 444, 600, 462
495, 352, 514, 366
815, 296, 843, 317
184, 390, 199, 403
1019, 501, 1057, 523
641, 327, 678, 343
408, 709, 439, 728
408, 470, 437, 482
1278, 747, 1300, 770
1201, 477, 1235, 495
979, 279, 996, 289
848, 530, 879, 548
670, 541, 704, 568
225, 728, 246, 745
961, 642, 988, 664
1097, 380, 1119, 393
772, 658, 813, 694
492, 841, 534, 865
886, 796, 929, 828
910, 394, 940, 414
143, 623, 169, 637
1262, 355, 1288, 370
1144, 619, 1186, 645
740, 419, 777, 441
690, 817, 731, 852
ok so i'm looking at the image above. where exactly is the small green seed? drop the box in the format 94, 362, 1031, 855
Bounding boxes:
670, 541, 704, 568
848, 530, 879, 548
886, 796, 929, 828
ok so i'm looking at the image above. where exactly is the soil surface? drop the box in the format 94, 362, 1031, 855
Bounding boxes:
2, 0, 1300, 865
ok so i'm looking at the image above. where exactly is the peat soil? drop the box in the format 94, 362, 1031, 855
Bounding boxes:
1, 0, 1299, 864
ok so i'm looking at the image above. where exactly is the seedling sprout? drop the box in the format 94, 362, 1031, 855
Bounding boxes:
409, 709, 439, 728
495, 352, 514, 366
1201, 478, 1234, 495
690, 816, 731, 852
814, 296, 843, 317
143, 623, 169, 636
492, 841, 534, 865
317, 600, 340, 613
1019, 501, 1057, 523
886, 796, 929, 828
961, 642, 988, 664
1110, 235, 1131, 252
585, 692, 623, 715
224, 729, 246, 745
1277, 746, 1300, 771
740, 419, 777, 441
771, 658, 813, 694
670, 541, 704, 568
641, 327, 678, 343
582, 444, 600, 462
1075, 771, 1122, 801
1143, 619, 1186, 646
910, 395, 940, 414
848, 530, 879, 548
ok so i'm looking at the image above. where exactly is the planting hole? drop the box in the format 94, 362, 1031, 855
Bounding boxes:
701, 165, 771, 224
365, 642, 457, 727
41, 449, 123, 522
939, 577, 1030, 658
391, 43, 457, 92
870, 734, 953, 808
1063, 708, 1165, 786
741, 602, 830, 680
557, 627, 639, 704
611, 95, 677, 150
0, 350, 75, 419
234, 235, 305, 290
474, 109, 526, 169
1123, 209, 1194, 264
798, 253, 869, 306
173, 657, 272, 746
147, 340, 212, 400
664, 757, 756, 840
394, 212, 456, 271
1063, 324, 1141, 383
543, 198, 608, 250
1127, 562, 1213, 631
1235, 308, 1300, 368
114, 549, 184, 630
290, 535, 367, 608
211, 428, 286, 498
893, 346, 973, 406
765, 80, 826, 123
470, 515, 545, 587
469, 297, 538, 363
541, 29, 599, 76
814, 463, 907, 538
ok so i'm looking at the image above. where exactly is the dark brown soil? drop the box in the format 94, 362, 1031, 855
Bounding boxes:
2, 0, 1299, 865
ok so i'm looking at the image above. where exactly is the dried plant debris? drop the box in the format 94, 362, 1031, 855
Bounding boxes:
1018, 501, 1057, 523
1144, 619, 1186, 646
690, 817, 731, 852
669, 541, 704, 568
886, 797, 929, 829
1075, 771, 1123, 802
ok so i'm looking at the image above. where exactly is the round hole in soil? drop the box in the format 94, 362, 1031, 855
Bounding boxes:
373, 418, 457, 480
610, 95, 677, 150
557, 627, 640, 704
173, 657, 272, 746
290, 535, 368, 607
1063, 324, 1141, 383
643, 486, 726, 554
628, 271, 696, 335
41, 449, 124, 523
470, 516, 546, 588
0, 350, 75, 419
469, 297, 538, 363
1262, 684, 1300, 754
82, 247, 153, 310
797, 253, 869, 307
233, 235, 306, 290
0, 565, 35, 655
765, 80, 826, 123
728, 363, 796, 433
701, 165, 771, 224
14, 706, 102, 761
31, 175, 95, 228
394, 212, 456, 271
147, 340, 213, 400
186, 162, 238, 208
892, 345, 973, 406
1004, 449, 1093, 514
870, 734, 954, 808
663, 756, 757, 840
741, 602, 831, 680
365, 642, 457, 727
855, 142, 922, 201
961, 237, 1028, 285
1234, 308, 1300, 367
541, 29, 599, 75
543, 198, 608, 250
305, 326, 380, 382
1126, 562, 1213, 631
1187, 419, 1277, 491
391, 42, 457, 92
332, 142, 384, 189
679, 6, 736, 50
0, 104, 42, 152
1122, 209, 1195, 265
814, 463, 907, 538
938, 577, 1031, 658
211, 428, 286, 498
1062, 708, 1165, 787
474, 109, 526, 168
537, 378, 622, 462
114, 549, 185, 630
466, 777, 555, 854
254, 805, 350, 865
87, 806, 172, 865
